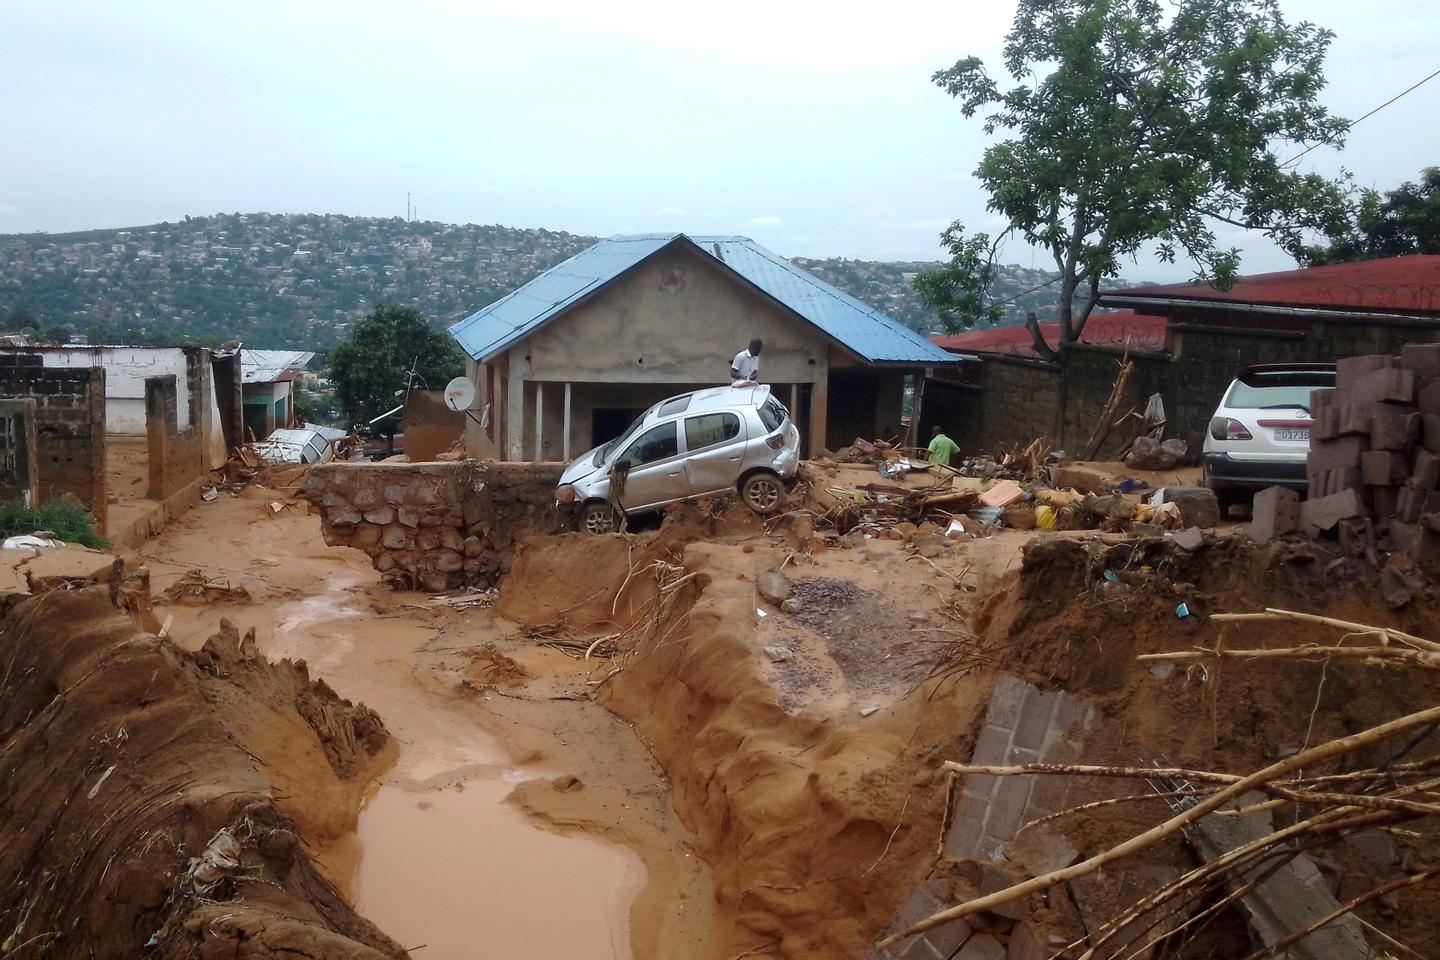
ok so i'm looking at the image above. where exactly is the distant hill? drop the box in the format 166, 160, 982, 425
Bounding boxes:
0, 213, 1144, 350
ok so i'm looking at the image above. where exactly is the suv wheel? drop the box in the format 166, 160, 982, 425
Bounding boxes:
740, 472, 784, 515
580, 501, 619, 534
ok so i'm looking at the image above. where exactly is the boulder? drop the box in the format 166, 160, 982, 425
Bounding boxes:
756, 569, 793, 604
1150, 486, 1220, 527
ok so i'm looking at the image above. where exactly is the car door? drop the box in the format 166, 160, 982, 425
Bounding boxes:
682, 412, 745, 495
615, 421, 685, 511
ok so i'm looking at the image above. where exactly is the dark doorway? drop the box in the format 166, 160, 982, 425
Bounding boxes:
592, 408, 646, 448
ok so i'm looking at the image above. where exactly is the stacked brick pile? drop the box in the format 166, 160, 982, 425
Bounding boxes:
1264, 344, 1440, 570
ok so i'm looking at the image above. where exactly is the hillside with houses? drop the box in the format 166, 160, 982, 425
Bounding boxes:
0, 213, 1133, 349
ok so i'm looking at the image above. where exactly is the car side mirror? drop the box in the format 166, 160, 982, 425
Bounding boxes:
614, 459, 632, 472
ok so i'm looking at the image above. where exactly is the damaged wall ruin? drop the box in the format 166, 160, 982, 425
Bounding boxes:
0, 399, 38, 505
300, 461, 567, 591
0, 352, 106, 527
936, 320, 1440, 461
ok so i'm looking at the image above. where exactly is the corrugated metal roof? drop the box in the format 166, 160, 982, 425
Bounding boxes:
241, 349, 316, 384
447, 233, 955, 365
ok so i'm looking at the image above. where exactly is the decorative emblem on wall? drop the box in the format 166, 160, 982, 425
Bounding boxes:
658, 266, 687, 296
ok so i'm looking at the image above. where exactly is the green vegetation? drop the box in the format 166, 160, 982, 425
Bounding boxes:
329, 304, 464, 443
1305, 167, 1440, 265
0, 499, 109, 549
921, 0, 1353, 358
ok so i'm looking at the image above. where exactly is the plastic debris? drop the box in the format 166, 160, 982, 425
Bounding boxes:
1176, 602, 1191, 618
859, 705, 880, 717
1035, 504, 1057, 529
3, 535, 61, 550
1103, 570, 1120, 584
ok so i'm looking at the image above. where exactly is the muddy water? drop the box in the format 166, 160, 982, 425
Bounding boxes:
272, 573, 644, 959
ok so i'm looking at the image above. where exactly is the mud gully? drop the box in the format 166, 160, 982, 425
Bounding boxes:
3, 455, 1440, 960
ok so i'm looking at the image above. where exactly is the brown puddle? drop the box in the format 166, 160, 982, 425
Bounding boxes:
274, 576, 645, 959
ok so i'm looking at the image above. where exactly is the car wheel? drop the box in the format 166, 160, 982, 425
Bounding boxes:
580, 501, 619, 534
740, 472, 785, 515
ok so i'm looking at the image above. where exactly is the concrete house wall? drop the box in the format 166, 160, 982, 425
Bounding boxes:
32, 347, 193, 434
467, 243, 907, 461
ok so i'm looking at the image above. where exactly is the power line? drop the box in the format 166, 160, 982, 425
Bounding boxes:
1282, 65, 1440, 168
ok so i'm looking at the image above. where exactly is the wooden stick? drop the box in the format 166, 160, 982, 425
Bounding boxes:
1211, 608, 1440, 654
882, 705, 1440, 947
1136, 645, 1440, 666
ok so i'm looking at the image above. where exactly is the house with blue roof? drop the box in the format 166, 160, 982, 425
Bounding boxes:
448, 232, 955, 461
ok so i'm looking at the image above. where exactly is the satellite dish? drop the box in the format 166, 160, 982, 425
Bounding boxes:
443, 376, 477, 412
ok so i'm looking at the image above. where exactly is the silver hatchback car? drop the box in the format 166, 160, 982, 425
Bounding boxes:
557, 385, 802, 532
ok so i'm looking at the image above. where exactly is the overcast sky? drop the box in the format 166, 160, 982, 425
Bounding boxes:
2, 0, 1435, 280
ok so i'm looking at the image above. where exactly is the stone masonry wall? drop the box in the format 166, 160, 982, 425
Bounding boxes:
300, 461, 567, 591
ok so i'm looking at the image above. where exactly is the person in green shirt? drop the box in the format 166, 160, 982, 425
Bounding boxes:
927, 425, 960, 466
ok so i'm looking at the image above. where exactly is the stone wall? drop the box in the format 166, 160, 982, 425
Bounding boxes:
0, 353, 106, 527
300, 461, 568, 591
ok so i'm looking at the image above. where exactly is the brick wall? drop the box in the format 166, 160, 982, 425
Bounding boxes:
300, 461, 568, 591
0, 353, 106, 528
144, 374, 206, 503
0, 399, 38, 505
938, 314, 1440, 462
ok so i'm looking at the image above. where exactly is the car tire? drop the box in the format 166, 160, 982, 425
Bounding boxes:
580, 501, 619, 534
740, 471, 785, 515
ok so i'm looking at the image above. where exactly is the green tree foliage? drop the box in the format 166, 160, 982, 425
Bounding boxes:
924, 0, 1353, 360
328, 304, 463, 439
1304, 167, 1440, 265
913, 225, 1003, 332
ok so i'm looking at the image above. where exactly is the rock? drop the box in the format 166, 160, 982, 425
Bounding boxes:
415, 528, 442, 551
907, 611, 930, 624
397, 505, 421, 527
1150, 486, 1220, 528
956, 933, 1006, 960
331, 511, 362, 527
780, 597, 802, 614
363, 506, 396, 525
381, 524, 410, 550
349, 524, 383, 550
439, 527, 465, 552
551, 774, 583, 792
419, 570, 450, 592
762, 644, 794, 663
1006, 824, 1079, 877
435, 550, 464, 573
1165, 526, 1204, 551
756, 569, 792, 604
463, 535, 485, 558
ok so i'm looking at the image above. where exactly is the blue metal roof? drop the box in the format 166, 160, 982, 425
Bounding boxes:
448, 233, 955, 366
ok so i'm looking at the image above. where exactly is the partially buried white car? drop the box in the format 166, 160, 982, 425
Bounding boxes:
557, 385, 802, 533
1202, 363, 1335, 510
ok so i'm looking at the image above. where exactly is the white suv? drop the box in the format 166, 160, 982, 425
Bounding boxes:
1202, 363, 1335, 509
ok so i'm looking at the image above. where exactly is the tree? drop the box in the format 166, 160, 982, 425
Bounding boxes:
328, 304, 463, 448
919, 0, 1353, 359
1304, 167, 1440, 265
912, 225, 1002, 332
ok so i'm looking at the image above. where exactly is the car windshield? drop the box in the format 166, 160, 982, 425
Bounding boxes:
1226, 372, 1334, 411
594, 403, 660, 466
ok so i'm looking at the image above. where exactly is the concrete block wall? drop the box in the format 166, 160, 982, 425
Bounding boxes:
0, 399, 38, 505
0, 353, 106, 528
143, 374, 206, 505
864, 673, 1096, 960
300, 461, 567, 591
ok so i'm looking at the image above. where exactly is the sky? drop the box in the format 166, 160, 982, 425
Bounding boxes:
1, 0, 1436, 281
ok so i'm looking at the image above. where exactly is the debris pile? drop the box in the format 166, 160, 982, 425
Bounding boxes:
1275, 345, 1440, 573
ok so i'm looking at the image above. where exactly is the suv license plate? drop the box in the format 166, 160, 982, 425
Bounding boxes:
1275, 428, 1310, 442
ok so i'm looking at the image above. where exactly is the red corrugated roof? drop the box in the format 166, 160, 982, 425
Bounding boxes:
931, 310, 1167, 356
1107, 255, 1440, 314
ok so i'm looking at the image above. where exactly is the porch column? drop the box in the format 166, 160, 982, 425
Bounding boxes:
562, 382, 573, 461
506, 372, 525, 461
808, 376, 828, 457
533, 381, 545, 462
790, 383, 799, 419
